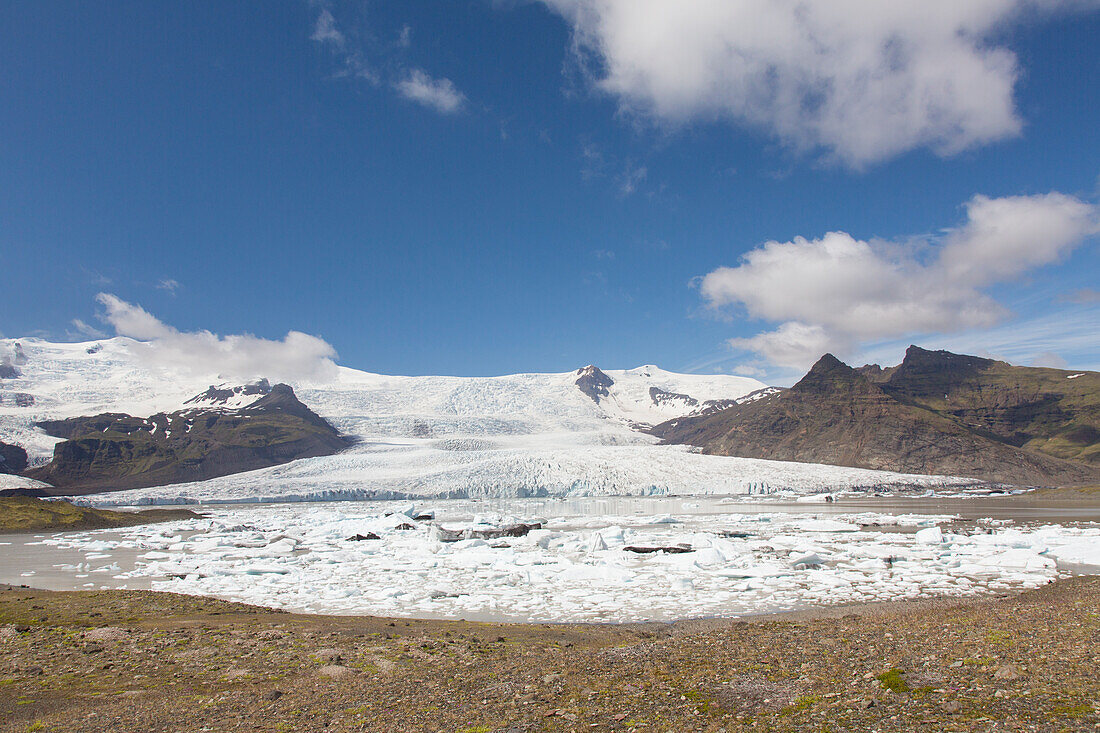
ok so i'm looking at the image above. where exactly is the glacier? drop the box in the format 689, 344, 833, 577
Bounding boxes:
0, 337, 980, 504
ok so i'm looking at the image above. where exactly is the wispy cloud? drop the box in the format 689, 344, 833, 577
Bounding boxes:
1065, 288, 1100, 304
578, 141, 651, 197
310, 8, 344, 46
857, 305, 1100, 373
70, 318, 107, 339
96, 293, 339, 383
157, 278, 181, 294
309, 6, 467, 115
394, 69, 467, 114
616, 162, 647, 197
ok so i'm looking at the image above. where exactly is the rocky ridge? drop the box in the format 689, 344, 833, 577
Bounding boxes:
652, 347, 1100, 486
24, 383, 353, 494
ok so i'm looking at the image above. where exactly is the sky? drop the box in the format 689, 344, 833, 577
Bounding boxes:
1, 1, 1099, 383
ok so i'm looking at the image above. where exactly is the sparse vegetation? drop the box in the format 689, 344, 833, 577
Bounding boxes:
0, 496, 198, 533
0, 578, 1097, 731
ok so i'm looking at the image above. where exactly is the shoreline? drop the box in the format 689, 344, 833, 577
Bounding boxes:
2, 577, 1098, 731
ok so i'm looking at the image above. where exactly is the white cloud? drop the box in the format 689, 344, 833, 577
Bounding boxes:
311, 8, 345, 46
616, 162, 646, 197
539, 0, 1099, 166
157, 278, 181, 294
70, 319, 107, 339
729, 364, 766, 378
96, 294, 339, 384
700, 191, 1099, 370
395, 69, 467, 114
309, 7, 468, 116
729, 322, 841, 372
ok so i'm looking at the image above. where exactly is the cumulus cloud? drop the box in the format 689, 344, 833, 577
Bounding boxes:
539, 0, 1099, 166
700, 191, 1099, 370
395, 69, 467, 114
96, 294, 339, 383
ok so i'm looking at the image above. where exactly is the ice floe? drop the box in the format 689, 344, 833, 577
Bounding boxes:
16, 498, 1100, 623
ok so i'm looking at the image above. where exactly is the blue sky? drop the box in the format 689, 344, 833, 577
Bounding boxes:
1, 1, 1098, 382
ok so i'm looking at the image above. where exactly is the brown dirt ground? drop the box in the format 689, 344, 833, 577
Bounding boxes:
1, 576, 1098, 732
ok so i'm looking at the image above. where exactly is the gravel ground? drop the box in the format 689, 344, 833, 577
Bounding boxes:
1, 577, 1098, 732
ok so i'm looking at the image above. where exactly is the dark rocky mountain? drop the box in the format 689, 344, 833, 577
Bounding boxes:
575, 365, 614, 403
651, 348, 1100, 486
0, 441, 28, 474
25, 384, 353, 494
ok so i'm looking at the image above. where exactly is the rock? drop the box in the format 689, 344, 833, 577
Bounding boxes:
263, 690, 283, 702
623, 544, 694, 554
347, 533, 381, 541
575, 365, 614, 403
944, 700, 960, 714
313, 648, 342, 663
0, 442, 28, 474
994, 664, 1022, 680
542, 673, 563, 684
438, 522, 542, 542
317, 665, 354, 679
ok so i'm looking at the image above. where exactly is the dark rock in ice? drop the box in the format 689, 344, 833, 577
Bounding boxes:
438, 522, 542, 542
623, 544, 694, 554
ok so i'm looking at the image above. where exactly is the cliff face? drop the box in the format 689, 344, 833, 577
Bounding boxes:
651, 348, 1100, 486
26, 384, 353, 494
0, 441, 28, 474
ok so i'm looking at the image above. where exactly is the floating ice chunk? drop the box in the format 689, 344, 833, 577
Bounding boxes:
1045, 541, 1100, 567
795, 493, 835, 503
915, 527, 943, 544
790, 552, 823, 568
989, 549, 1056, 571
796, 519, 859, 532
587, 533, 608, 552
526, 529, 558, 549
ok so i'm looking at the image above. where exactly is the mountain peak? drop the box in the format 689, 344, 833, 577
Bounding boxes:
575, 365, 614, 403
891, 345, 996, 384
791, 354, 872, 395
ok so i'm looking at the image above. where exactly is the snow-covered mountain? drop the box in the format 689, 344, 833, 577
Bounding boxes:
0, 338, 975, 503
